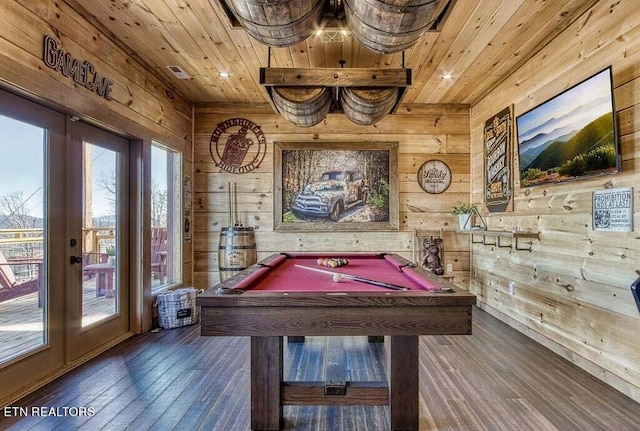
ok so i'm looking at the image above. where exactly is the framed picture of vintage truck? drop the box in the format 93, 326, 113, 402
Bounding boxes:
274, 141, 399, 232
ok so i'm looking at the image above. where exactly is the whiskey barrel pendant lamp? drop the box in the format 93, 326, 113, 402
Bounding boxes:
223, 0, 452, 126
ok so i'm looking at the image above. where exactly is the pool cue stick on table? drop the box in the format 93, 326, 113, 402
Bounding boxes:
294, 264, 409, 291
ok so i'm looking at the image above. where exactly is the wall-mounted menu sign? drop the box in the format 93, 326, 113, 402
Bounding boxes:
42, 35, 113, 100
593, 187, 633, 232
484, 106, 512, 212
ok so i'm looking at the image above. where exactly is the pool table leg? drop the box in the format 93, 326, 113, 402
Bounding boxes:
389, 335, 419, 430
251, 336, 283, 430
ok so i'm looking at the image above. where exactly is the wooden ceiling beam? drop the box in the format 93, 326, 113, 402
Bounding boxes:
260, 67, 412, 87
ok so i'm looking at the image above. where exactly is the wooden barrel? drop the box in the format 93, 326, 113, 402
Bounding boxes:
344, 0, 448, 53
272, 87, 332, 127
226, 0, 324, 47
341, 87, 399, 125
218, 226, 257, 281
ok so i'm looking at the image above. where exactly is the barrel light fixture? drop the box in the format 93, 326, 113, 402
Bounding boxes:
219, 0, 453, 126
260, 66, 411, 127
223, 0, 325, 47
221, 0, 453, 53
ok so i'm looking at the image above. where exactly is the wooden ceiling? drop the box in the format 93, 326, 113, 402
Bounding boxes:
65, 0, 600, 106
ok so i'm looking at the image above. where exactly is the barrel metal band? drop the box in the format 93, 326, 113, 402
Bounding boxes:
218, 245, 256, 250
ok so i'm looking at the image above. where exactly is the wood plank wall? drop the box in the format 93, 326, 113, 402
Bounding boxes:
193, 104, 471, 287
470, 0, 640, 403
0, 0, 194, 310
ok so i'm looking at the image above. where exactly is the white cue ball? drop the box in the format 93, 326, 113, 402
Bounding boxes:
332, 273, 342, 283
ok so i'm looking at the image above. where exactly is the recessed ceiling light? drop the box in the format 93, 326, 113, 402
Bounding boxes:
218, 71, 231, 78
442, 73, 454, 80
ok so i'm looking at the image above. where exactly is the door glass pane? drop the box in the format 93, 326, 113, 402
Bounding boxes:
151, 144, 182, 291
81, 143, 118, 326
0, 115, 46, 364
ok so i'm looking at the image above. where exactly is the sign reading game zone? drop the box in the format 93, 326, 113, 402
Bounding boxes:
592, 187, 633, 232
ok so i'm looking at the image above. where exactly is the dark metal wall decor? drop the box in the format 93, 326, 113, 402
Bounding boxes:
209, 118, 266, 174
484, 106, 513, 212
42, 36, 113, 100
417, 159, 451, 194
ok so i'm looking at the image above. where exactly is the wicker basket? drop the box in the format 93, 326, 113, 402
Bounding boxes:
155, 287, 199, 329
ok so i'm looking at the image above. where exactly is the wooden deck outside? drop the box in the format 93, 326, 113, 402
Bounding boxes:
0, 278, 117, 364
0, 307, 639, 430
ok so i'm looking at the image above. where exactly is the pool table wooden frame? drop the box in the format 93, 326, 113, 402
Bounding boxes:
197, 253, 476, 430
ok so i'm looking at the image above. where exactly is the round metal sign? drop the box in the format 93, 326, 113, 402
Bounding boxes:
417, 160, 452, 194
209, 118, 266, 174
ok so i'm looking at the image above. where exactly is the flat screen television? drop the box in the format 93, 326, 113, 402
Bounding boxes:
515, 67, 620, 188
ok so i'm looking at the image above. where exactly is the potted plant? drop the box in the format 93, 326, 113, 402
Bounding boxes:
452, 202, 475, 230
105, 244, 116, 265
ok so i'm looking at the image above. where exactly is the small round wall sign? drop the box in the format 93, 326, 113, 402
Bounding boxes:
209, 118, 266, 174
417, 160, 452, 194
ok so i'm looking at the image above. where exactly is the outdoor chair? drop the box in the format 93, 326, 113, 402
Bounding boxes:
0, 250, 43, 306
151, 227, 168, 284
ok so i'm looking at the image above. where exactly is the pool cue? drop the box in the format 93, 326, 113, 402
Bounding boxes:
294, 264, 409, 291
228, 181, 232, 226
232, 181, 239, 226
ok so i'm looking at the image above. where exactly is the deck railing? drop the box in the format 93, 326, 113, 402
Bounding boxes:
1, 226, 169, 282
0, 229, 45, 282
0, 228, 115, 279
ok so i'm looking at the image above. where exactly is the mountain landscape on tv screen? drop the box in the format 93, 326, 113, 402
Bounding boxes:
518, 112, 616, 186
518, 127, 579, 169
516, 69, 618, 187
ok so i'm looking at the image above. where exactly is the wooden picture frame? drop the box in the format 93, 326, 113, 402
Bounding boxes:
274, 141, 398, 232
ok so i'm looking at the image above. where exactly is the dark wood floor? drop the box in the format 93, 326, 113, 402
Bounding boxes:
1, 307, 639, 430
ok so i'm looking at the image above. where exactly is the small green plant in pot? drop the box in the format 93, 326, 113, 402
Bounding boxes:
452, 202, 475, 230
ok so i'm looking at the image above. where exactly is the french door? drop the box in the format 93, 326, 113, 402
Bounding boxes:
66, 121, 130, 361
0, 89, 66, 401
0, 89, 132, 403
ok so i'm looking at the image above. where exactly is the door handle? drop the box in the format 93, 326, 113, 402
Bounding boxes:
70, 256, 83, 264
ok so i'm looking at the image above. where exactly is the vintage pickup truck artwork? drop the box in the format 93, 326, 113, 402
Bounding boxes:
291, 170, 368, 221
274, 142, 399, 232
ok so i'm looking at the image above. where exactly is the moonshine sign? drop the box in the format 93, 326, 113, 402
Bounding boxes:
42, 36, 113, 100
593, 187, 633, 232
209, 118, 266, 174
484, 106, 513, 212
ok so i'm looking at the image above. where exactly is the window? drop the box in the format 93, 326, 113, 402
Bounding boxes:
0, 114, 46, 363
82, 142, 120, 325
151, 143, 182, 290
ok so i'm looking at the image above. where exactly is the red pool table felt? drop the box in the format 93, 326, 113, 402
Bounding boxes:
229, 253, 443, 293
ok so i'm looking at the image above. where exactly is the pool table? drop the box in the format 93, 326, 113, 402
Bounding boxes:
197, 253, 476, 431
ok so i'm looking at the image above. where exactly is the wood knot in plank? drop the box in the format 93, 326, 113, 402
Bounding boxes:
406, 205, 425, 213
